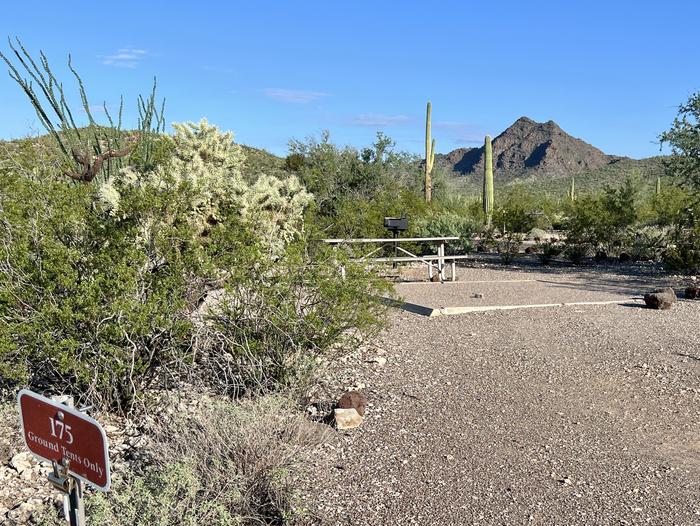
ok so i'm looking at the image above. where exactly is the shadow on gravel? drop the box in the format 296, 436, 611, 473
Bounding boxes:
675, 352, 700, 362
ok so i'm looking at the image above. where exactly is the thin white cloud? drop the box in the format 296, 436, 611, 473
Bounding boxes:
101, 48, 149, 68
351, 113, 412, 127
263, 88, 329, 104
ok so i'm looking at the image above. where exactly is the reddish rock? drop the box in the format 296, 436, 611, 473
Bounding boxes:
337, 391, 368, 417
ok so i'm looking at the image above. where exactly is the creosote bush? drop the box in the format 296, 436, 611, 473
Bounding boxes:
0, 120, 387, 412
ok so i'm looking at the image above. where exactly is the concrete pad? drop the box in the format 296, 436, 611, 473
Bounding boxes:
394, 278, 641, 316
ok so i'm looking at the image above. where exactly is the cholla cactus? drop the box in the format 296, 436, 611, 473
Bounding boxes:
165, 119, 246, 204
240, 174, 312, 255
98, 119, 311, 256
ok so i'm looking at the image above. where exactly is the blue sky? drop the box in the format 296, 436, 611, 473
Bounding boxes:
1, 1, 699, 158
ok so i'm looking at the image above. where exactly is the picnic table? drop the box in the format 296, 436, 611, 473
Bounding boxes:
322, 236, 469, 282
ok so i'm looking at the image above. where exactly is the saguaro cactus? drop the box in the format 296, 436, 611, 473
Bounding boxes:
483, 135, 494, 224
568, 176, 576, 202
656, 175, 661, 195
425, 101, 436, 203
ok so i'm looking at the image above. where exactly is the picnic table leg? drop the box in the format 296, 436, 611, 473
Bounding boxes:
428, 260, 433, 280
451, 260, 456, 282
439, 242, 445, 281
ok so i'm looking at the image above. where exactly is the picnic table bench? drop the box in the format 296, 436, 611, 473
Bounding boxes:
323, 236, 469, 282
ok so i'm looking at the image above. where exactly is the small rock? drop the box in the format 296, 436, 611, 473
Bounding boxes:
337, 391, 368, 416
685, 285, 699, 299
334, 408, 363, 430
473, 293, 484, 299
10, 452, 33, 475
643, 287, 677, 310
366, 356, 387, 367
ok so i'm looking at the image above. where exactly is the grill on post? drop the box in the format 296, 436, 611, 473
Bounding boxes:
384, 217, 408, 266
384, 216, 408, 234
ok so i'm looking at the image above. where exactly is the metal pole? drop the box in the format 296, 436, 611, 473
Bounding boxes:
50, 396, 86, 526
438, 242, 445, 282
67, 476, 85, 526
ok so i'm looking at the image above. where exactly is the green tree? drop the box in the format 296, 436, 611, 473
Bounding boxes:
660, 92, 700, 189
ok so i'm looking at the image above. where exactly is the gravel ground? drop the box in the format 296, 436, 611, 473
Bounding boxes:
299, 266, 700, 525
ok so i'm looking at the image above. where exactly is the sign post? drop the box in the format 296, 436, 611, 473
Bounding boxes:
17, 390, 111, 525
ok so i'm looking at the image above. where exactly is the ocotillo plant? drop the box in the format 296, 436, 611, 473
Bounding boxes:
424, 101, 436, 203
483, 135, 494, 224
568, 176, 576, 202
656, 176, 661, 195
0, 37, 165, 182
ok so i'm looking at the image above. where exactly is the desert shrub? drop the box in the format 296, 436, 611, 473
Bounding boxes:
193, 236, 389, 398
497, 232, 523, 264
414, 212, 476, 254
535, 240, 563, 265
30, 396, 326, 525
0, 121, 386, 411
624, 226, 669, 261
662, 226, 700, 272
660, 91, 700, 190
289, 131, 422, 222
646, 185, 694, 226
492, 185, 556, 233
601, 176, 641, 231
563, 242, 591, 264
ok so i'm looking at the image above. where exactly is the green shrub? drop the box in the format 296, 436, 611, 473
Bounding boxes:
34, 396, 326, 526
414, 212, 476, 254
535, 240, 563, 265
564, 242, 592, 264
0, 122, 387, 411
624, 226, 669, 261
497, 232, 523, 264
662, 226, 700, 272
492, 185, 556, 233
194, 235, 389, 397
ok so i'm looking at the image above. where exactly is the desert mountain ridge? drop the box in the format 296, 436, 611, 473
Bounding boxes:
437, 116, 626, 180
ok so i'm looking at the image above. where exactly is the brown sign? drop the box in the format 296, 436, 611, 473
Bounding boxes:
17, 389, 110, 491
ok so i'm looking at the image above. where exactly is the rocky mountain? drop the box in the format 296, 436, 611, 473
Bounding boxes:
436, 116, 621, 181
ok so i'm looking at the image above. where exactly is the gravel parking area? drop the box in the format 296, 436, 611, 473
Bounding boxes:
300, 266, 700, 525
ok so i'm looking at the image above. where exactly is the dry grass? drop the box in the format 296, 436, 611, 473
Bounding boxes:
0, 401, 21, 464
83, 394, 329, 526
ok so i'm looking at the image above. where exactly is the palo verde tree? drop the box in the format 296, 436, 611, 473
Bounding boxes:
0, 37, 165, 183
660, 91, 700, 190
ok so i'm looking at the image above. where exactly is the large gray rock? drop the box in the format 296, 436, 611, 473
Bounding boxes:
643, 288, 677, 310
